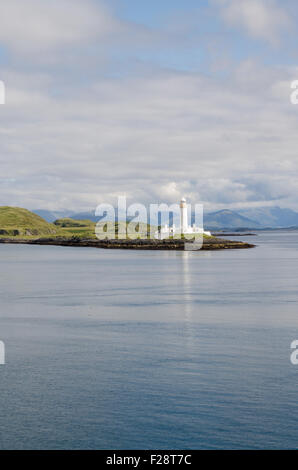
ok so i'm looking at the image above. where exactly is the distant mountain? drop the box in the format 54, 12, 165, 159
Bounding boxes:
51, 208, 262, 230
37, 209, 142, 224
71, 210, 144, 223
204, 210, 260, 230
33, 205, 298, 230
238, 207, 298, 228
71, 211, 100, 222
33, 209, 74, 223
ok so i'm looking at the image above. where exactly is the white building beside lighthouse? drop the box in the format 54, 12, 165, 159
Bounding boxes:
155, 198, 211, 239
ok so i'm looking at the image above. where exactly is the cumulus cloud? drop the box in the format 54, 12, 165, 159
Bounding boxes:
212, 0, 291, 45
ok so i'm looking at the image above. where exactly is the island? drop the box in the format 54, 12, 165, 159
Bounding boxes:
0, 207, 255, 251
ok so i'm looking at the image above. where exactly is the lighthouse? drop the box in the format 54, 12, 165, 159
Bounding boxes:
180, 197, 188, 233
154, 197, 211, 239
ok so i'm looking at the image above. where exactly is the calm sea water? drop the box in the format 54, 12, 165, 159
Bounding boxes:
0, 231, 298, 449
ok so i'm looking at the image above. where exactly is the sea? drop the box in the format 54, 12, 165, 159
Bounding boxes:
0, 230, 298, 449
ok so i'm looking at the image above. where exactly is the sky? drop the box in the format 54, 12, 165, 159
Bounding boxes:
0, 0, 298, 212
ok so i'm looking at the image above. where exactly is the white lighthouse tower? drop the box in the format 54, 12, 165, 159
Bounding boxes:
180, 197, 188, 233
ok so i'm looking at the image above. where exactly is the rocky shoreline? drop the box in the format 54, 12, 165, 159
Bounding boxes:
0, 236, 255, 250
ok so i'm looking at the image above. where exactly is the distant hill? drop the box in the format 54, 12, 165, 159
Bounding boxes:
69, 209, 260, 230
70, 211, 143, 223
69, 211, 97, 222
0, 207, 57, 236
204, 210, 260, 230
31, 205, 298, 230
54, 218, 94, 228
238, 207, 298, 228
33, 209, 74, 223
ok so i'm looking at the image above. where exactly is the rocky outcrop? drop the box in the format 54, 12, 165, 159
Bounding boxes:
0, 236, 255, 250
0, 229, 20, 236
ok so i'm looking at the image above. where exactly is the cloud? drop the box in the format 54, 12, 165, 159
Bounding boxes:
0, 1, 297, 212
212, 0, 291, 45
0, 0, 120, 54
0, 61, 298, 212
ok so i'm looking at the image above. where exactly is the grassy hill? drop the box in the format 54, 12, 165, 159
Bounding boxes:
54, 218, 94, 228
53, 218, 96, 239
0, 209, 155, 239
55, 218, 152, 239
0, 207, 58, 236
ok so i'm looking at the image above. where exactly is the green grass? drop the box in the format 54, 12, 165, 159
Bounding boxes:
0, 206, 58, 237
53, 218, 97, 239
54, 218, 95, 228
57, 221, 153, 240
